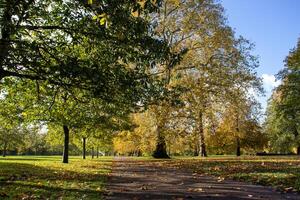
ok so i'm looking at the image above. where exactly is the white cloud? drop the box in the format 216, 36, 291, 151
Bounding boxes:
262, 74, 281, 92
256, 74, 281, 114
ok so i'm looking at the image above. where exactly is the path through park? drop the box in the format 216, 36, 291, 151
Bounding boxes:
105, 157, 299, 200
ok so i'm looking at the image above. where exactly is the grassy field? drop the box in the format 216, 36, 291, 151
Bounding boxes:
1, 155, 300, 199
0, 156, 113, 200
168, 156, 300, 193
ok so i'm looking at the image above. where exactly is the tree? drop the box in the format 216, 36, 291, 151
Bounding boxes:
18, 125, 48, 155
37, 86, 132, 163
149, 0, 263, 157
113, 111, 156, 156
0, 0, 171, 162
0, 80, 28, 156
265, 38, 300, 154
149, 0, 232, 158
211, 98, 266, 155
0, 0, 166, 90
0, 126, 24, 157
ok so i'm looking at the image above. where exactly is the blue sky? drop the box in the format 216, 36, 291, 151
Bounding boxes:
221, 0, 300, 112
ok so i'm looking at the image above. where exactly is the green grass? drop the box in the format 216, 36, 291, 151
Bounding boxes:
169, 156, 300, 192
0, 156, 113, 200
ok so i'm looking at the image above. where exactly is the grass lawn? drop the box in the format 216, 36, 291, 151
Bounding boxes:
0, 156, 113, 200
169, 156, 300, 193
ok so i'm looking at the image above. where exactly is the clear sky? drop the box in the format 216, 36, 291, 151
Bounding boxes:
221, 0, 300, 112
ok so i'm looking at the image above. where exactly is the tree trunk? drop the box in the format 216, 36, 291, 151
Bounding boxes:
236, 137, 241, 156
194, 148, 199, 156
294, 128, 300, 155
137, 150, 142, 157
198, 112, 207, 157
153, 127, 170, 158
96, 146, 99, 158
62, 125, 69, 163
2, 142, 7, 157
200, 137, 207, 157
82, 137, 86, 159
236, 114, 241, 157
91, 147, 94, 159
191, 134, 200, 156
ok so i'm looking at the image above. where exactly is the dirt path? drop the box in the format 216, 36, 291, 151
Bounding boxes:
105, 157, 299, 200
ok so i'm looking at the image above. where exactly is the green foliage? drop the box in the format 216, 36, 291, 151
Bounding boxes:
0, 0, 169, 108
265, 38, 300, 153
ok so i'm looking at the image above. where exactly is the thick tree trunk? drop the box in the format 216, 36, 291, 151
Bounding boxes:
91, 147, 94, 159
198, 112, 207, 157
200, 137, 207, 157
82, 137, 86, 159
236, 137, 241, 156
2, 143, 7, 157
153, 127, 170, 158
62, 125, 69, 163
137, 150, 142, 157
96, 146, 99, 158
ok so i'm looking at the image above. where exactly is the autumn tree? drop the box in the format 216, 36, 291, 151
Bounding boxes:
113, 111, 156, 156
149, 0, 263, 157
210, 98, 266, 155
149, 0, 231, 158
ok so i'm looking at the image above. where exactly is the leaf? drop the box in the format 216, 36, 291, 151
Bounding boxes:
100, 18, 106, 25
88, 0, 93, 5
131, 10, 139, 18
137, 0, 146, 8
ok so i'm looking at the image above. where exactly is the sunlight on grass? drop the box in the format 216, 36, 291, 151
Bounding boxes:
0, 156, 113, 199
169, 156, 300, 192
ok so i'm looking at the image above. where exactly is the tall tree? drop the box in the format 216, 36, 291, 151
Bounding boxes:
149, 0, 231, 158
265, 38, 300, 154
216, 98, 265, 156
150, 0, 263, 157
0, 0, 172, 162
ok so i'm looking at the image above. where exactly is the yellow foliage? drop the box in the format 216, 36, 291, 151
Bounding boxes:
113, 111, 156, 155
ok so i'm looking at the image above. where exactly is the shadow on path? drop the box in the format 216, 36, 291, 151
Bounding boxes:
105, 157, 299, 200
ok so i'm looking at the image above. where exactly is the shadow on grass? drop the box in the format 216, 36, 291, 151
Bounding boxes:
1, 181, 103, 199
0, 161, 109, 199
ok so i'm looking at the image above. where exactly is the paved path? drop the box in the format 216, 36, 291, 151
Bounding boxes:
105, 157, 299, 200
